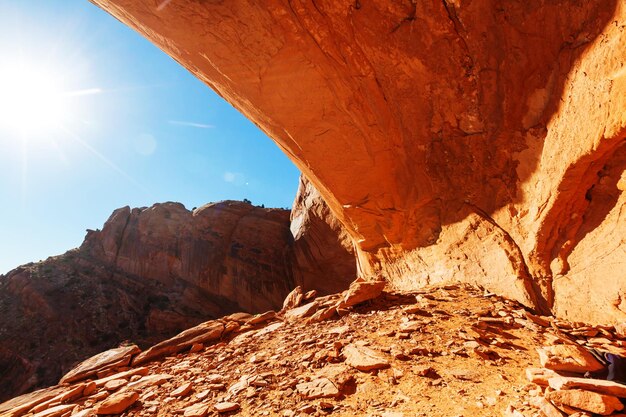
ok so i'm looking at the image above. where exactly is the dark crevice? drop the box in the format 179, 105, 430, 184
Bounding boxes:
391, 0, 417, 34
112, 210, 132, 269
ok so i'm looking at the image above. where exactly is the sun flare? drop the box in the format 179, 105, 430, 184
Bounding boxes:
0, 65, 69, 135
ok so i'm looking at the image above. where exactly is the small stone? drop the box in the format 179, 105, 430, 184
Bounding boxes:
196, 390, 210, 400
83, 381, 97, 396
95, 390, 139, 415
206, 374, 224, 384
339, 279, 385, 308
245, 386, 257, 398
504, 405, 525, 417
248, 310, 276, 325
71, 408, 96, 417
214, 402, 240, 413
529, 395, 565, 417
171, 382, 193, 397
183, 403, 209, 417
31, 404, 76, 417
484, 396, 497, 406
304, 289, 318, 300
381, 412, 404, 417
615, 322, 626, 339
103, 379, 127, 392
285, 301, 320, 321
127, 373, 172, 389
343, 344, 389, 371
228, 375, 250, 395
399, 321, 421, 332
416, 366, 440, 379
282, 286, 304, 311
91, 391, 109, 401
525, 367, 560, 386
190, 343, 203, 353
296, 378, 339, 399
319, 401, 334, 410
250, 376, 269, 387
449, 369, 480, 382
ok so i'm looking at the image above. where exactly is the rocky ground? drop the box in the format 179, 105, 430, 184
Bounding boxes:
3, 282, 626, 417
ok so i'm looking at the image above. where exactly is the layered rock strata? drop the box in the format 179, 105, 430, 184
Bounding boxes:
90, 0, 626, 323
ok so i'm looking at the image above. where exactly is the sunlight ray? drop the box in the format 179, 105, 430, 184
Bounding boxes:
49, 137, 69, 165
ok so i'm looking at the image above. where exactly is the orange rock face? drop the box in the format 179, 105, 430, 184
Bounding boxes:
90, 0, 626, 323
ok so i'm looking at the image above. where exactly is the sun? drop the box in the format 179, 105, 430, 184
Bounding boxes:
0, 64, 70, 135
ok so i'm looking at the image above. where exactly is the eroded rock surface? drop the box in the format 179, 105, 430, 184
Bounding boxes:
90, 0, 626, 323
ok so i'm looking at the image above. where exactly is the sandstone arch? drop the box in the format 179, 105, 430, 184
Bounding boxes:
90, 0, 626, 324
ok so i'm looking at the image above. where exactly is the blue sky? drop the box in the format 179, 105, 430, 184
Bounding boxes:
0, 1, 300, 274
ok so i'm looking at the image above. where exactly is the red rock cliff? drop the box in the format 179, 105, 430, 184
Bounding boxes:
82, 201, 296, 313
90, 0, 626, 324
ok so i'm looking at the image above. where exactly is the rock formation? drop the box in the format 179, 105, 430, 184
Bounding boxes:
89, 0, 626, 324
290, 176, 356, 295
0, 192, 356, 401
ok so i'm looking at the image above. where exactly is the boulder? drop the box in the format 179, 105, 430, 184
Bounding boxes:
537, 345, 605, 373
94, 390, 139, 415
214, 402, 240, 413
548, 376, 626, 398
284, 301, 320, 322
60, 345, 140, 384
281, 286, 304, 311
30, 404, 76, 417
343, 344, 390, 371
296, 378, 340, 399
526, 368, 561, 386
183, 403, 209, 417
340, 279, 386, 308
546, 389, 624, 415
171, 382, 193, 397
132, 321, 224, 365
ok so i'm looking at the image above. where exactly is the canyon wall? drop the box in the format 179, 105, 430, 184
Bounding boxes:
0, 195, 356, 401
81, 201, 296, 314
90, 0, 626, 324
